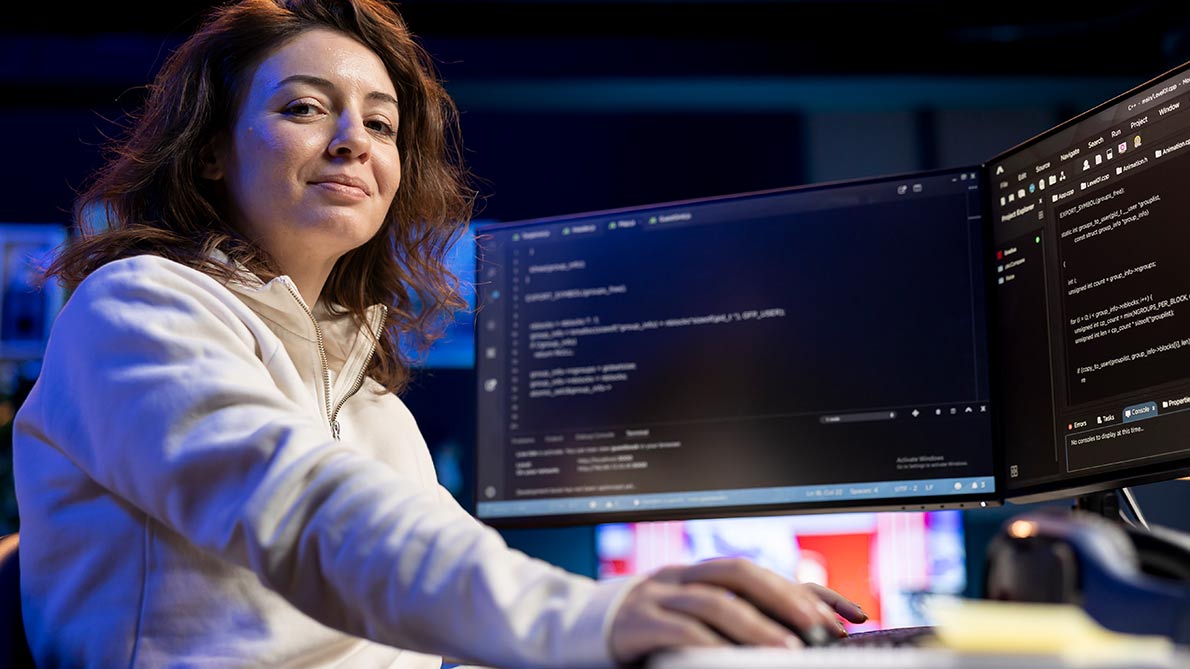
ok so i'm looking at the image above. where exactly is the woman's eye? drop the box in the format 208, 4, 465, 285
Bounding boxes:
284, 102, 320, 117
366, 119, 396, 137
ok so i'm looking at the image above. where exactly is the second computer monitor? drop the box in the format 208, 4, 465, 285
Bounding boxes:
991, 59, 1190, 503
474, 168, 999, 526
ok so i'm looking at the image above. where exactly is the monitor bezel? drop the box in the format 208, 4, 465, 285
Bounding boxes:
481, 495, 1002, 529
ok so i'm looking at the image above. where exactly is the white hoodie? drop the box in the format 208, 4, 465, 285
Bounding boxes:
14, 254, 633, 669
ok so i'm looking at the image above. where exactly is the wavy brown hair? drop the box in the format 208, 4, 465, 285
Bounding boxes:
47, 0, 474, 394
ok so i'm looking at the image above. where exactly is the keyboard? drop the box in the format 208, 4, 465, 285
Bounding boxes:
830, 625, 936, 648
644, 627, 941, 669
647, 644, 953, 669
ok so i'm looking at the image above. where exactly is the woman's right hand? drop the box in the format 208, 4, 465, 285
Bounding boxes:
608, 557, 867, 666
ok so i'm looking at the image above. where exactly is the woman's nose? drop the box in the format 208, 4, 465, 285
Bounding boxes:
328, 114, 370, 159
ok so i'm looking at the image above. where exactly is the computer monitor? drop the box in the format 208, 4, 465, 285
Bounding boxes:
0, 223, 68, 362
473, 167, 1000, 527
595, 509, 966, 632
991, 60, 1190, 505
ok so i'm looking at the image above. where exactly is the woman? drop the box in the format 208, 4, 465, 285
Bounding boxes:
13, 1, 866, 667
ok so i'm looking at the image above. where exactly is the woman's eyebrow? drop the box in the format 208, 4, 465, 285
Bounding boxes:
274, 74, 398, 108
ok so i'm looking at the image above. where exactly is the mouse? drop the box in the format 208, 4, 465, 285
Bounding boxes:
751, 603, 835, 647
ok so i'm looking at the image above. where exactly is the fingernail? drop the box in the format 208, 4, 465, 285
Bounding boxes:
784, 634, 804, 649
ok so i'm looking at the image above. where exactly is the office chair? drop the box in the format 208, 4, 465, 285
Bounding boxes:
0, 533, 35, 668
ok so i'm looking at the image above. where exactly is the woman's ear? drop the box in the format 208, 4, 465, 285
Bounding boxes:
199, 140, 224, 180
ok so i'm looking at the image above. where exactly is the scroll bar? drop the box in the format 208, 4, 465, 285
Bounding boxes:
819, 410, 897, 424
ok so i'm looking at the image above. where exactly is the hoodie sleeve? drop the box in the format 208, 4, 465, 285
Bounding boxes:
16, 255, 636, 668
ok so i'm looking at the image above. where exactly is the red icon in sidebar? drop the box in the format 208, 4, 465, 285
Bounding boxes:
996, 250, 1004, 260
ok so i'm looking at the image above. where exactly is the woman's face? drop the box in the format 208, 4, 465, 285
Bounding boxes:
209, 28, 401, 271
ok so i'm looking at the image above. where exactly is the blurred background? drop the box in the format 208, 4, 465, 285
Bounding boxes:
4, 0, 1190, 608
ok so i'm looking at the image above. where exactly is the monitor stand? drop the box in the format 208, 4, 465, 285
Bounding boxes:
1073, 487, 1150, 530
